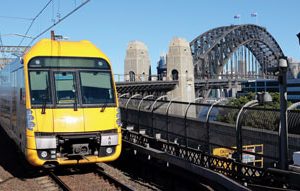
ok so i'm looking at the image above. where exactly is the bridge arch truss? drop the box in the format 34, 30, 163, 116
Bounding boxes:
190, 24, 284, 79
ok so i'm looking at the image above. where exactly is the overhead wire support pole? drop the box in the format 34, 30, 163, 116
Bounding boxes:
24, 0, 91, 52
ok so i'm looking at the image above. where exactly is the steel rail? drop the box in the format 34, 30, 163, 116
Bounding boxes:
48, 171, 72, 191
94, 165, 134, 191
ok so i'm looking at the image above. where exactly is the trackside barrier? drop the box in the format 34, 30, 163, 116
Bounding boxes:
119, 96, 300, 167
118, 95, 300, 189
150, 95, 168, 137
166, 97, 180, 144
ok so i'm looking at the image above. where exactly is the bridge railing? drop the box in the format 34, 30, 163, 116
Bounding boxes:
119, 96, 300, 169
114, 73, 168, 82
115, 73, 277, 83
195, 73, 277, 80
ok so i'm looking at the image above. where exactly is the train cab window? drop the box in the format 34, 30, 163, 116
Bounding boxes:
80, 71, 115, 104
29, 71, 51, 104
54, 72, 76, 104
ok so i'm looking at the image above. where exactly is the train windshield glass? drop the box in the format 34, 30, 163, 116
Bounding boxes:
29, 71, 51, 104
29, 57, 116, 107
80, 71, 115, 104
54, 72, 76, 104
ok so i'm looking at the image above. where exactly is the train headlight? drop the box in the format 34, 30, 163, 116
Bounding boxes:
40, 151, 48, 158
38, 150, 56, 160
26, 109, 35, 130
106, 147, 113, 154
116, 108, 122, 127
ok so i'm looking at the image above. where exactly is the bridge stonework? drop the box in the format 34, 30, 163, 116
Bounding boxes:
124, 41, 151, 82
167, 37, 196, 116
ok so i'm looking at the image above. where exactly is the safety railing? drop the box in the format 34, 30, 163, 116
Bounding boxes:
119, 95, 300, 169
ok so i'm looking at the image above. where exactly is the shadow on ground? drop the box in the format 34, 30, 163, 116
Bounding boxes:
0, 127, 39, 179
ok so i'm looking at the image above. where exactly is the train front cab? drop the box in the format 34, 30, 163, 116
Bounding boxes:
23, 40, 122, 167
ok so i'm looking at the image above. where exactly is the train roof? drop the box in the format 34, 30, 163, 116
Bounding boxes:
23, 39, 110, 65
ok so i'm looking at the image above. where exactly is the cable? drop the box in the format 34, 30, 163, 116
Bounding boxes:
18, 0, 54, 47
24, 0, 90, 52
57, 0, 61, 20
51, 0, 55, 23
0, 16, 33, 21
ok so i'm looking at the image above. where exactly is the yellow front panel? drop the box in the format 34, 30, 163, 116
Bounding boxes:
83, 107, 117, 132
34, 109, 54, 132
53, 108, 85, 132
20, 38, 122, 166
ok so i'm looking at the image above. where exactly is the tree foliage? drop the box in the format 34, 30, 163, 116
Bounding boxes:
216, 92, 291, 131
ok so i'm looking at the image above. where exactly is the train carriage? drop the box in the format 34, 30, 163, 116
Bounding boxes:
0, 38, 122, 167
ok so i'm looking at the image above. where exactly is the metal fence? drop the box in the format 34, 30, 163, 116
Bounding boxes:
119, 96, 300, 169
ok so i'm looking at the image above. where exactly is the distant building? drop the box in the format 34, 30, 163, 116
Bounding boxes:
157, 54, 167, 80
237, 57, 300, 102
238, 79, 300, 102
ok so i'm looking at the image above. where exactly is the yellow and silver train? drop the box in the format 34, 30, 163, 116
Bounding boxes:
0, 38, 122, 167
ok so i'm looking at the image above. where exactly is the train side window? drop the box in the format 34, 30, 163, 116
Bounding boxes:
29, 71, 51, 104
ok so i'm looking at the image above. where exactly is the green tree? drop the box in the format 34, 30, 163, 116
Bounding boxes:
216, 92, 290, 131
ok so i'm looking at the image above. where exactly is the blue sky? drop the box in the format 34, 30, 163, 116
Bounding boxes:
1, 0, 300, 75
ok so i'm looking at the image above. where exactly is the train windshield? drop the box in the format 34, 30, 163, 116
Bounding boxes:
80, 71, 115, 104
29, 71, 51, 104
54, 72, 76, 104
28, 57, 116, 107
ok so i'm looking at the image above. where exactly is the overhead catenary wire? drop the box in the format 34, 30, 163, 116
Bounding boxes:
0, 15, 33, 21
24, 0, 90, 53
18, 0, 54, 47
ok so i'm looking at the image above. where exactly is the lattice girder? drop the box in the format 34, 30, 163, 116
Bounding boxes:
190, 24, 284, 79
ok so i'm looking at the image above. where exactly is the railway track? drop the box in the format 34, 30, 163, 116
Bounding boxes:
35, 171, 71, 191
93, 164, 135, 191
35, 165, 135, 191
48, 171, 72, 191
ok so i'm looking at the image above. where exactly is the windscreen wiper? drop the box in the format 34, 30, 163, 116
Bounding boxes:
41, 95, 47, 114
73, 89, 78, 111
100, 100, 108, 112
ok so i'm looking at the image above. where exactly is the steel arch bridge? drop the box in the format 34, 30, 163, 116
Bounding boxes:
190, 24, 284, 79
